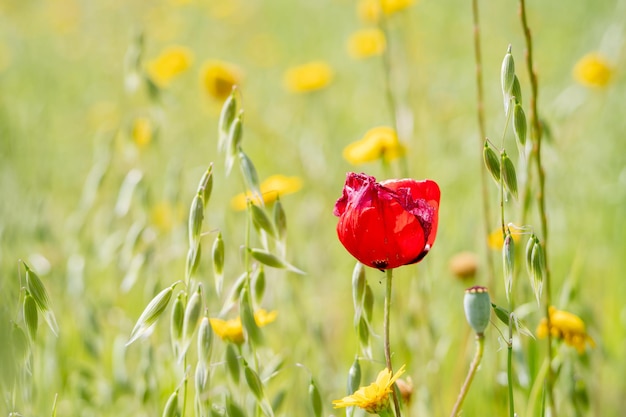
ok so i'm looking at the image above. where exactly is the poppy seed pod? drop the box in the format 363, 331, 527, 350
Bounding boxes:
334, 172, 440, 270
464, 286, 491, 335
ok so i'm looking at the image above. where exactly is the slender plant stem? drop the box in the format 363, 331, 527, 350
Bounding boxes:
507, 314, 515, 417
378, 8, 409, 179
526, 357, 550, 417
470, 0, 496, 288
449, 334, 485, 417
517, 0, 555, 414
384, 269, 402, 417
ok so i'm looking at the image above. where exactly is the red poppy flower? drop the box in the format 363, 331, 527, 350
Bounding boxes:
333, 172, 440, 270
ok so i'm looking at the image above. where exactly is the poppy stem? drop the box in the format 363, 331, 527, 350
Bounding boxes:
384, 269, 402, 417
449, 334, 485, 417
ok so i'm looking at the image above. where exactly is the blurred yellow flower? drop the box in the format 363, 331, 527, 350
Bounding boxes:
200, 60, 241, 101
333, 364, 406, 414
210, 309, 277, 344
231, 175, 303, 211
132, 117, 153, 148
147, 45, 194, 87
573, 53, 614, 88
283, 61, 333, 93
487, 227, 521, 250
357, 0, 416, 22
347, 28, 386, 59
150, 201, 183, 232
536, 307, 595, 354
343, 126, 405, 165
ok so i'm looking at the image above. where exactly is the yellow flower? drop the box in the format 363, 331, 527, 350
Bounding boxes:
357, 0, 416, 22
347, 28, 386, 59
343, 126, 405, 165
200, 60, 242, 101
230, 175, 303, 211
283, 61, 333, 93
573, 53, 613, 88
150, 201, 183, 232
132, 117, 153, 148
147, 45, 194, 87
210, 309, 277, 344
487, 227, 522, 250
536, 307, 595, 354
333, 365, 406, 414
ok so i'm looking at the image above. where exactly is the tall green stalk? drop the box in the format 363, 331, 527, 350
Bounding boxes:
384, 269, 402, 417
517, 0, 555, 413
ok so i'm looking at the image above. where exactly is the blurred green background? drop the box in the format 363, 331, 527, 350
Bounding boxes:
1, 0, 625, 415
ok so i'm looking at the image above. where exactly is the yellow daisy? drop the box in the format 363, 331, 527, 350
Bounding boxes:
200, 60, 242, 101
283, 61, 333, 93
333, 364, 406, 414
210, 309, 277, 345
230, 175, 303, 211
536, 307, 595, 354
347, 28, 386, 59
342, 126, 405, 165
147, 45, 194, 87
573, 53, 614, 88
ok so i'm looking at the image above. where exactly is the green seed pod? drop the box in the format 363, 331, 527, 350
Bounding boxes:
483, 141, 501, 183
195, 361, 209, 395
253, 266, 266, 304
162, 389, 179, 417
170, 291, 185, 356
273, 197, 287, 242
185, 244, 202, 282
513, 101, 527, 148
212, 232, 225, 295
240, 287, 262, 345
346, 356, 362, 395
225, 114, 243, 175
188, 193, 204, 249
501, 151, 518, 199
351, 262, 366, 314
218, 92, 237, 152
249, 248, 305, 274
250, 203, 277, 238
358, 316, 369, 347
501, 45, 515, 97
180, 284, 203, 360
309, 378, 323, 417
511, 76, 522, 105
464, 286, 491, 335
196, 164, 214, 205
525, 235, 536, 277
363, 284, 374, 323
24, 263, 50, 312
127, 284, 176, 346
225, 343, 240, 383
23, 292, 38, 342
530, 241, 545, 305
197, 316, 213, 366
243, 359, 265, 401
502, 231, 515, 300
238, 151, 261, 204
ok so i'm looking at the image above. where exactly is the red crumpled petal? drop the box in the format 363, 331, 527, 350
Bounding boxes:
334, 173, 440, 270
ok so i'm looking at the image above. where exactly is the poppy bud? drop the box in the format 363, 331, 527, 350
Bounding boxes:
334, 172, 440, 270
464, 286, 491, 335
